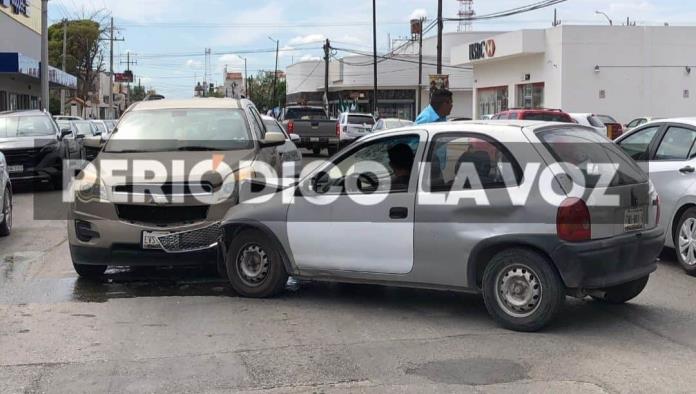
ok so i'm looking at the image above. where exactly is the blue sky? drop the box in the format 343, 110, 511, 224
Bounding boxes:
49, 0, 696, 98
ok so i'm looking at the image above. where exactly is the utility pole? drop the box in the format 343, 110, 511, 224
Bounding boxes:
120, 52, 137, 103
372, 0, 378, 115
323, 39, 330, 113
437, 0, 443, 74
244, 57, 248, 98
269, 37, 279, 110
417, 17, 424, 115
40, 0, 49, 111
60, 19, 67, 115
101, 17, 123, 118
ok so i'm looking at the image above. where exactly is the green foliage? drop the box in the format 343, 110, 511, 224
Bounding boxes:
247, 72, 286, 112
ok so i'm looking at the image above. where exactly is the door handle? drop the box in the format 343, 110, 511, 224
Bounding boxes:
679, 166, 695, 174
389, 207, 408, 220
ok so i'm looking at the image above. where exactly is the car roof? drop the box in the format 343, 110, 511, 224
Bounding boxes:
260, 115, 278, 121
0, 110, 46, 117
370, 120, 579, 141
130, 98, 246, 111
639, 117, 696, 127
342, 112, 374, 116
381, 118, 412, 121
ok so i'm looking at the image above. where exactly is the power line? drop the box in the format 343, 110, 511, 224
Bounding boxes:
116, 20, 417, 29
444, 0, 568, 22
332, 46, 472, 71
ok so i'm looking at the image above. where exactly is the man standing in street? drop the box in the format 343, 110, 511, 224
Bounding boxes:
415, 88, 453, 125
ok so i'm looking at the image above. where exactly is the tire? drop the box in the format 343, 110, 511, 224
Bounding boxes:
226, 229, 288, 298
327, 145, 338, 156
674, 207, 696, 275
591, 276, 649, 304
312, 147, 321, 156
482, 248, 565, 332
52, 173, 64, 190
0, 188, 11, 237
73, 263, 107, 278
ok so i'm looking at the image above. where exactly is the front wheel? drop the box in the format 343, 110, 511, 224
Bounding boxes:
675, 207, 696, 275
591, 276, 649, 304
482, 248, 565, 332
226, 229, 288, 298
0, 188, 12, 236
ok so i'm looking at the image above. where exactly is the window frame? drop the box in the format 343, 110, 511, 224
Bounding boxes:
424, 131, 524, 193
653, 125, 696, 162
616, 125, 662, 162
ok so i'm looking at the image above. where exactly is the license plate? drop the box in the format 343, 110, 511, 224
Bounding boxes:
7, 165, 23, 173
310, 137, 319, 142
142, 231, 170, 250
624, 208, 645, 232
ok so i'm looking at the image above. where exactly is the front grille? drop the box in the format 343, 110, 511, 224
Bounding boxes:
114, 182, 215, 195
156, 223, 221, 253
3, 148, 42, 167
116, 204, 209, 224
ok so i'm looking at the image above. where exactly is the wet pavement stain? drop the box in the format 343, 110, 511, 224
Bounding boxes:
405, 358, 528, 386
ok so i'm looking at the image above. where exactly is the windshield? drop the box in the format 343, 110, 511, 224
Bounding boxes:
347, 115, 375, 125
284, 107, 328, 120
93, 122, 108, 134
73, 121, 97, 136
104, 108, 253, 153
4, 116, 57, 137
536, 126, 648, 187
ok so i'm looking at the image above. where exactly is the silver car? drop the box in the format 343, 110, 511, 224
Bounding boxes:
219, 121, 663, 331
615, 118, 696, 275
0, 151, 12, 236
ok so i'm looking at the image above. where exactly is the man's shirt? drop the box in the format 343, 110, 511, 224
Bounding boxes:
415, 105, 447, 125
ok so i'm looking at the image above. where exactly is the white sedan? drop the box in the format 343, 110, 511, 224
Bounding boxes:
569, 113, 608, 137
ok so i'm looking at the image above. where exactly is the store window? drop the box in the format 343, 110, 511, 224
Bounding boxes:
8, 93, 17, 111
477, 86, 508, 117
516, 83, 544, 109
0, 91, 6, 111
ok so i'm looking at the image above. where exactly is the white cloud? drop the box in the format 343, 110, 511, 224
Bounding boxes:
289, 34, 326, 46
279, 45, 295, 58
300, 54, 321, 62
185, 59, 202, 69
409, 8, 428, 20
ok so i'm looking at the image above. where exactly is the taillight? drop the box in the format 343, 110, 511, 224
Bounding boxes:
557, 198, 591, 242
287, 120, 295, 134
336, 123, 341, 137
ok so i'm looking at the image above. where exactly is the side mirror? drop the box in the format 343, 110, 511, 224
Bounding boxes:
289, 133, 300, 143
60, 128, 73, 139
259, 131, 286, 148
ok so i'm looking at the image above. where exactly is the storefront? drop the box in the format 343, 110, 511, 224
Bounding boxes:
0, 1, 77, 111
452, 26, 696, 122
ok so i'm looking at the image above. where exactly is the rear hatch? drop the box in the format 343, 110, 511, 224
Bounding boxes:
529, 125, 655, 240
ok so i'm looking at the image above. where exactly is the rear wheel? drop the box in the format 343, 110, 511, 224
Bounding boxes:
591, 276, 649, 304
675, 208, 696, 275
0, 188, 12, 236
73, 263, 107, 278
482, 248, 565, 332
327, 145, 338, 156
312, 147, 321, 156
226, 229, 288, 298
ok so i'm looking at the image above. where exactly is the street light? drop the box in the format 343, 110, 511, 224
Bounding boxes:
595, 10, 613, 26
268, 36, 279, 111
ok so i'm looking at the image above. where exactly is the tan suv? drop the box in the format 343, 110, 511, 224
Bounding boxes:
68, 98, 286, 277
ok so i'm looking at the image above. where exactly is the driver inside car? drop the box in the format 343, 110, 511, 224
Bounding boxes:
388, 143, 415, 191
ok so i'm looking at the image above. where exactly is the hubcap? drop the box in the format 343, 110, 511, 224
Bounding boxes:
495, 264, 542, 318
2, 190, 10, 230
678, 218, 696, 266
237, 244, 270, 287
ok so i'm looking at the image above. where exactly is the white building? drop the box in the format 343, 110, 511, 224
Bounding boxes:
451, 25, 696, 122
286, 32, 500, 120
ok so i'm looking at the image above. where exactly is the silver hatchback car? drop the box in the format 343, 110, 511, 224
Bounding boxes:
219, 121, 663, 331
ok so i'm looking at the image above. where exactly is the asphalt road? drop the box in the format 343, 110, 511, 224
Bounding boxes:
2, 152, 696, 393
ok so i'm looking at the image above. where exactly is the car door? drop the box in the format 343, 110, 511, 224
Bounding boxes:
286, 130, 427, 274
646, 124, 696, 240
247, 106, 280, 173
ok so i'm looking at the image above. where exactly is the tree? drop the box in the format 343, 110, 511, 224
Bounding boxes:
130, 85, 146, 102
48, 17, 106, 103
247, 72, 286, 112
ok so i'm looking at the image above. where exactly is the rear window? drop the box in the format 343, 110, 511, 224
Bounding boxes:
596, 115, 618, 124
523, 112, 572, 122
284, 108, 328, 121
536, 127, 648, 187
587, 116, 605, 128
262, 119, 287, 136
347, 115, 375, 125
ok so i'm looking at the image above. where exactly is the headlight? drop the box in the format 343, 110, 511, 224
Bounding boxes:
72, 169, 107, 203
216, 167, 255, 204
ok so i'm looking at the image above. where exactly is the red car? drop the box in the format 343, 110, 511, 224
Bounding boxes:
595, 114, 624, 139
492, 108, 574, 123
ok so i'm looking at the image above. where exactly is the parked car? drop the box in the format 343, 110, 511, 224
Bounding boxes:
262, 115, 303, 168
336, 113, 376, 148
0, 151, 12, 236
90, 120, 110, 136
68, 98, 287, 278
615, 118, 696, 275
374, 118, 414, 131
59, 120, 103, 161
54, 115, 83, 121
0, 110, 84, 188
625, 117, 662, 132
569, 113, 608, 137
279, 106, 337, 156
493, 109, 574, 123
596, 114, 624, 139
219, 121, 663, 331
481, 114, 495, 120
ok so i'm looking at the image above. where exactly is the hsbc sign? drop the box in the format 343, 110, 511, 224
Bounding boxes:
469, 39, 496, 61
0, 0, 31, 17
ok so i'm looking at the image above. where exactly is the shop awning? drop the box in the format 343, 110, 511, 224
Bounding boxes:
0, 52, 78, 89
